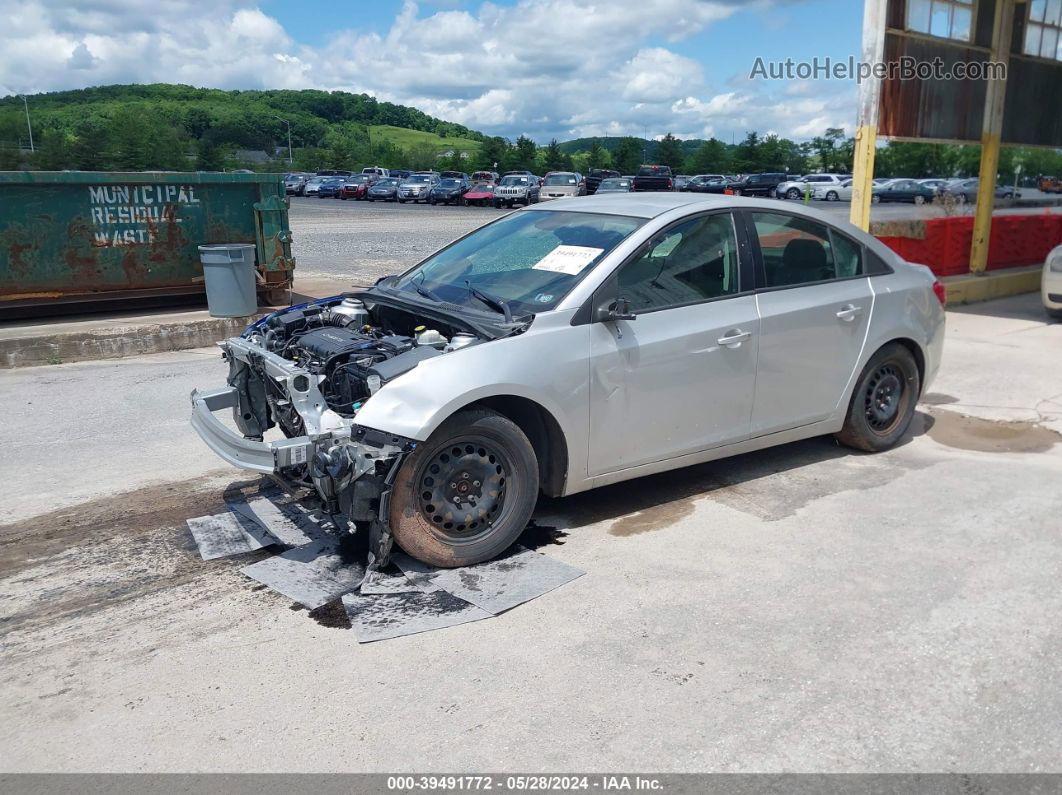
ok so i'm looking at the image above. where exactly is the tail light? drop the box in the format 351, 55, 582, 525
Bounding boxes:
666, 178, 673, 189
932, 280, 946, 306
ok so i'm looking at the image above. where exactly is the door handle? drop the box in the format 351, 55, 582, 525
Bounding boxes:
717, 330, 751, 347
836, 304, 863, 321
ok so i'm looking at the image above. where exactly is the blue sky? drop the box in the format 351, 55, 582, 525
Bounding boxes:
4, 0, 866, 143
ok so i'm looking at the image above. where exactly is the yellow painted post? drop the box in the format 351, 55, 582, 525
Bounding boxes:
970, 0, 1015, 273
850, 0, 888, 232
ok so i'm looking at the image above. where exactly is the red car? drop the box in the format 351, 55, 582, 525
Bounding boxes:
338, 175, 373, 200
462, 182, 495, 207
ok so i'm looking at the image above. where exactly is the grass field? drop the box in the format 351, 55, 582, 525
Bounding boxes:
369, 125, 481, 153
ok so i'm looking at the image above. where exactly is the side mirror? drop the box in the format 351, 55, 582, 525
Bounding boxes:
595, 295, 637, 323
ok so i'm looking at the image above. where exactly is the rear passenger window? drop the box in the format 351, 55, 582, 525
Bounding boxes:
751, 212, 862, 287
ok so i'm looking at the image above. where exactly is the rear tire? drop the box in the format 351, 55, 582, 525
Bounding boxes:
786, 188, 801, 200
389, 409, 539, 568
826, 190, 839, 202
835, 343, 920, 452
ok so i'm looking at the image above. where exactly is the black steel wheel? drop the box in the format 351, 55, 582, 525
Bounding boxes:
390, 409, 539, 567
836, 342, 920, 452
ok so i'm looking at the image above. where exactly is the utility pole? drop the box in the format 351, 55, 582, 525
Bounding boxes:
273, 116, 292, 164
22, 95, 34, 153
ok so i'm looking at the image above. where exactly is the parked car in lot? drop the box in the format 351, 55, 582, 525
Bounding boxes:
682, 174, 728, 193
631, 165, 674, 192
362, 166, 389, 179
301, 176, 328, 197
191, 193, 945, 568
462, 182, 496, 206
284, 173, 311, 195
367, 177, 400, 202
777, 174, 850, 201
673, 175, 692, 191
941, 178, 1022, 202
471, 170, 499, 184
429, 176, 471, 205
493, 173, 540, 207
1043, 243, 1062, 320
595, 177, 633, 193
440, 171, 469, 181
390, 169, 412, 181
586, 169, 621, 195
872, 179, 938, 205
813, 179, 854, 202
539, 172, 585, 200
398, 173, 439, 203
919, 178, 949, 195
338, 174, 373, 200
731, 172, 787, 197
316, 177, 346, 198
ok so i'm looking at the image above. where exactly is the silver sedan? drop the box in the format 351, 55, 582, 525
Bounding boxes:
192, 194, 945, 567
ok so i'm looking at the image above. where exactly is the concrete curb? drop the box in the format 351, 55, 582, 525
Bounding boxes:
0, 313, 265, 368
942, 265, 1042, 305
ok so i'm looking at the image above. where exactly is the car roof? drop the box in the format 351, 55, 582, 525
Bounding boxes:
520, 192, 809, 219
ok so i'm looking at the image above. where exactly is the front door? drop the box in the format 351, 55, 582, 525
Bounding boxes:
587, 211, 759, 476
745, 210, 874, 436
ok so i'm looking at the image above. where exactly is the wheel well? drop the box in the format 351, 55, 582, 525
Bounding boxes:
468, 396, 568, 497
889, 338, 926, 391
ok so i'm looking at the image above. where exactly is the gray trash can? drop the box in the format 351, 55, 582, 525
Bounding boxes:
199, 244, 258, 318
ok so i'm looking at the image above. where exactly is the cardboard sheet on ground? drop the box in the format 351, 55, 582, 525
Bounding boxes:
226, 496, 320, 547
240, 538, 366, 609
424, 545, 585, 615
186, 512, 274, 560
342, 590, 491, 642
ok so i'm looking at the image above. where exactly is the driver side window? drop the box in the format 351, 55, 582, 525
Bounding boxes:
616, 213, 740, 312
751, 212, 845, 287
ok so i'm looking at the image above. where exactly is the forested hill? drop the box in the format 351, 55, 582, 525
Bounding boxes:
0, 84, 486, 171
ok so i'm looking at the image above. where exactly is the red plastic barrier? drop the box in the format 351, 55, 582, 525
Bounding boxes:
876, 213, 1061, 277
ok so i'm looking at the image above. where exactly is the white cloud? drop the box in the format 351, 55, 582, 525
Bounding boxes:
1, 0, 851, 143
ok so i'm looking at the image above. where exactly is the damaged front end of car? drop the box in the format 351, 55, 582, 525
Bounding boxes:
190, 291, 492, 565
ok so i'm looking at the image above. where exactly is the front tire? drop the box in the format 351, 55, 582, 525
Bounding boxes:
826, 190, 839, 202
786, 188, 801, 200
835, 343, 920, 452
389, 409, 539, 568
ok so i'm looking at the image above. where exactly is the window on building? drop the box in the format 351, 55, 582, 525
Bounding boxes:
1024, 0, 1062, 61
907, 0, 975, 43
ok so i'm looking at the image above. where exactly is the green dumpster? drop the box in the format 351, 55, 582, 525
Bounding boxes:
0, 171, 295, 315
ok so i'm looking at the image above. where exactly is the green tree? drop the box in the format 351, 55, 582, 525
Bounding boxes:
688, 138, 730, 174
477, 136, 509, 171
654, 133, 685, 171
196, 135, 225, 171
543, 138, 568, 172
586, 140, 608, 169
508, 135, 537, 171
612, 137, 643, 174
70, 118, 110, 170
732, 132, 762, 173
36, 128, 73, 170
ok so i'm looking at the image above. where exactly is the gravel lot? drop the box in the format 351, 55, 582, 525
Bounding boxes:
288, 194, 1060, 283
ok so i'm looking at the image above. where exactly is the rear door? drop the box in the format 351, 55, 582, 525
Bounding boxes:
742, 210, 873, 436
587, 211, 759, 475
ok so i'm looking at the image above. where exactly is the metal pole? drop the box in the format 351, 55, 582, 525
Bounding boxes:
22, 95, 34, 153
970, 0, 1014, 274
849, 0, 887, 231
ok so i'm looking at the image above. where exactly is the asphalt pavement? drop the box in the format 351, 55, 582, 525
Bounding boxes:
288, 194, 1060, 282
1, 293, 1060, 772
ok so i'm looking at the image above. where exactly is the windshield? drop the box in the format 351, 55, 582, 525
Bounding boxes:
500, 176, 529, 186
406, 175, 432, 184
374, 178, 398, 187
391, 211, 644, 314
544, 174, 577, 186
637, 166, 670, 176
438, 178, 462, 188
469, 183, 492, 192
599, 179, 628, 189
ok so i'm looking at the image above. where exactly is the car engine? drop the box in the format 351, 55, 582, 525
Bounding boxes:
232, 295, 477, 438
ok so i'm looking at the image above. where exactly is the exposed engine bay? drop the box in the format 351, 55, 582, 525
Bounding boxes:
192, 292, 490, 567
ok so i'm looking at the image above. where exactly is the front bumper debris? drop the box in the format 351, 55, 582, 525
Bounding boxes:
190, 386, 314, 474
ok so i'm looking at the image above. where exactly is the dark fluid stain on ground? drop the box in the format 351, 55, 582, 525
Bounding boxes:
608, 498, 697, 537
307, 599, 352, 630
518, 521, 568, 549
921, 392, 959, 406
927, 409, 1060, 453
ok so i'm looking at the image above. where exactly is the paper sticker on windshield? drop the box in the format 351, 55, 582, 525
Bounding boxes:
532, 245, 604, 275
